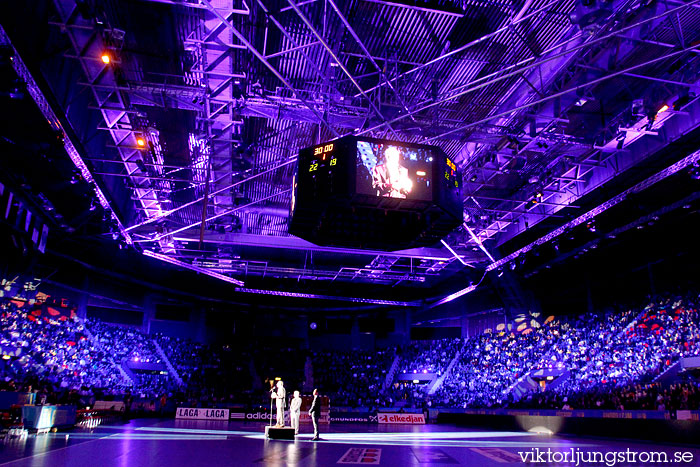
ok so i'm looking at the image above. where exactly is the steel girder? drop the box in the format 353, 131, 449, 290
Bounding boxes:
486, 148, 700, 272
173, 232, 480, 261
51, 0, 167, 224
28, 0, 700, 292
0, 24, 132, 243
452, 1, 700, 249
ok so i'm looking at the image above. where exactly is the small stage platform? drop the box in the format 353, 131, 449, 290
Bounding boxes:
264, 425, 295, 440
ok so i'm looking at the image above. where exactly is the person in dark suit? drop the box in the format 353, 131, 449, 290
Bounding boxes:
308, 388, 321, 440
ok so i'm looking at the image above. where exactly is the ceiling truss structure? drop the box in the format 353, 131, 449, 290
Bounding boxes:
14, 0, 700, 295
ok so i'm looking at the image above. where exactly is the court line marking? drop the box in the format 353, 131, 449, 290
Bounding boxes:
0, 431, 121, 466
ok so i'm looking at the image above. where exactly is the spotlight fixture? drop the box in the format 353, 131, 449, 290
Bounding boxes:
657, 104, 669, 114
100, 53, 111, 64
136, 135, 146, 147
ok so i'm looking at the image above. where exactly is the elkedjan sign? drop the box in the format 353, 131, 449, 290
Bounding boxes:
377, 413, 425, 424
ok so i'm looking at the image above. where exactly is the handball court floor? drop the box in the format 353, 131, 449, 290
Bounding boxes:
1, 418, 699, 466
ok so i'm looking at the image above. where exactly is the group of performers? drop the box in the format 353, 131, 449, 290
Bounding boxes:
270, 381, 321, 440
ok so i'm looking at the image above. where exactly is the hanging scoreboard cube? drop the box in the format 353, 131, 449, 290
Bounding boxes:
289, 136, 462, 251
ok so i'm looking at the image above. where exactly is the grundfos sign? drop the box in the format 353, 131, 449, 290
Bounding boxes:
176, 408, 229, 420
376, 413, 425, 424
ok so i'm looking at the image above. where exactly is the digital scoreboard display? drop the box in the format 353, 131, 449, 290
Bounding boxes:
290, 136, 462, 250
356, 140, 434, 201
293, 141, 347, 205
310, 142, 337, 170
441, 155, 461, 208
444, 157, 459, 190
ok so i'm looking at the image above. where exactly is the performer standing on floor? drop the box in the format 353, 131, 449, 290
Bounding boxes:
308, 388, 321, 440
290, 390, 302, 435
270, 380, 286, 427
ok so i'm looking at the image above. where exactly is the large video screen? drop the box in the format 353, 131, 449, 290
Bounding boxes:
355, 140, 433, 201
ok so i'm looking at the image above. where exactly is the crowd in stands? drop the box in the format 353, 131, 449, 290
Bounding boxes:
532, 309, 636, 377
155, 333, 255, 406
381, 338, 462, 407
547, 296, 700, 398
398, 338, 461, 375
310, 348, 395, 408
130, 372, 171, 398
1, 291, 699, 414
86, 320, 162, 365
432, 323, 560, 408
0, 300, 128, 395
516, 381, 700, 411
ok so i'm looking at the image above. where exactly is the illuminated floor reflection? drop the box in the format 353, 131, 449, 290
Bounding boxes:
0, 419, 697, 467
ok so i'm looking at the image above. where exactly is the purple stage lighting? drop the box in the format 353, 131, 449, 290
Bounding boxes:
431, 148, 700, 309
486, 149, 700, 273
430, 283, 479, 308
